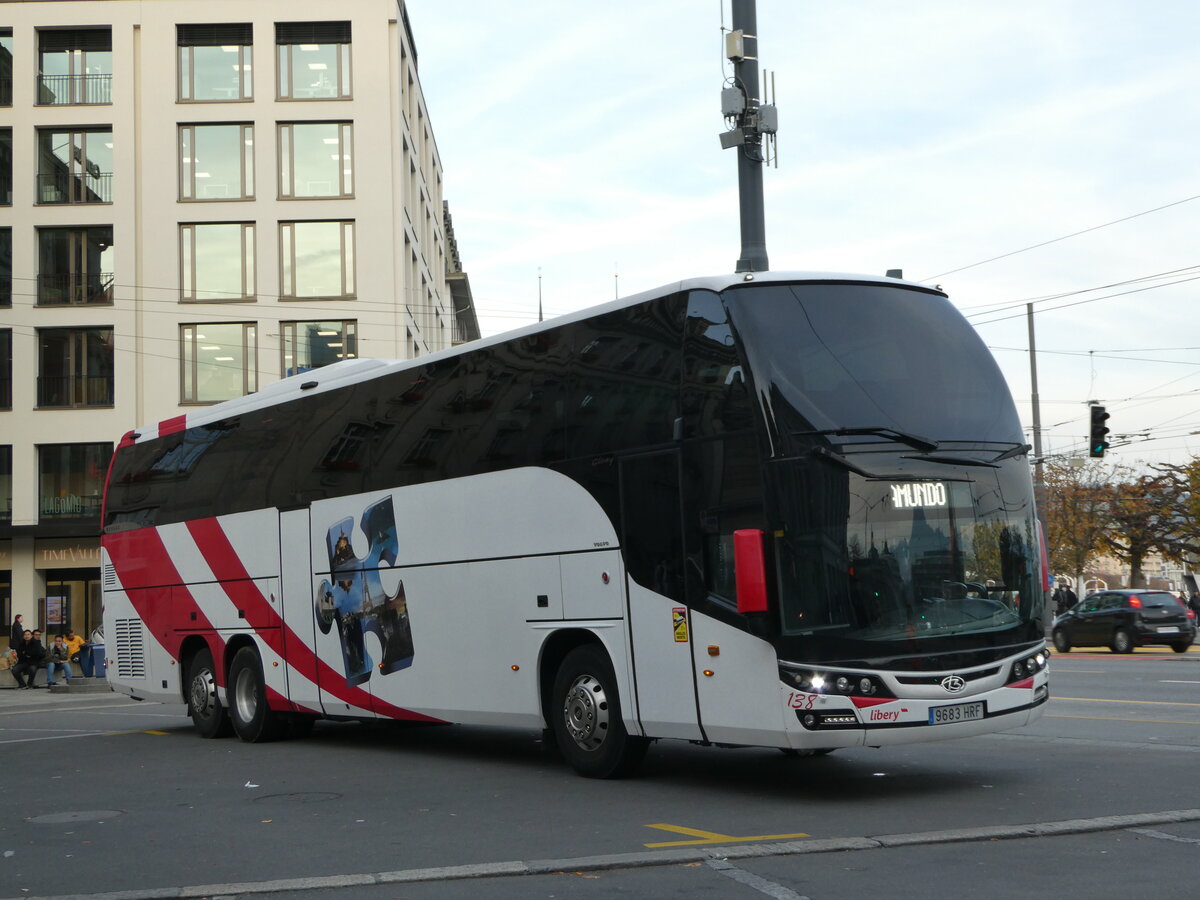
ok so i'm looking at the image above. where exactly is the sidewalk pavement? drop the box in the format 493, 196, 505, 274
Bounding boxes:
0, 673, 117, 707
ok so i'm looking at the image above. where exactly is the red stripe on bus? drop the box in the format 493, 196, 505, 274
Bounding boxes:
103, 527, 224, 681
185, 517, 443, 723
850, 696, 896, 709
158, 415, 188, 436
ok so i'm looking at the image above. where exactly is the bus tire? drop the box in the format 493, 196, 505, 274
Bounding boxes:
228, 647, 287, 743
551, 645, 647, 778
187, 647, 232, 739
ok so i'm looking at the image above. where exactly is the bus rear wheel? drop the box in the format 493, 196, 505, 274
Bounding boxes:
551, 645, 647, 778
187, 647, 232, 739
228, 647, 287, 743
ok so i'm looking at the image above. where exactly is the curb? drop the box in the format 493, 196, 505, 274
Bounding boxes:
7, 807, 1200, 900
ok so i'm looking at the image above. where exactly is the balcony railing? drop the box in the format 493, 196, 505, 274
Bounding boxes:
37, 172, 112, 204
36, 375, 114, 408
37, 273, 115, 306
36, 73, 112, 105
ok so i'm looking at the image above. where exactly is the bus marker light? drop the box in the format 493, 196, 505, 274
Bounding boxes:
707, 645, 720, 656
703, 669, 714, 677
601, 572, 610, 584
272, 661, 279, 667
512, 665, 520, 671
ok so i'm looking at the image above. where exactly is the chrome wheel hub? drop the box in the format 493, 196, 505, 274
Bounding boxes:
190, 668, 217, 718
563, 673, 609, 751
232, 668, 258, 723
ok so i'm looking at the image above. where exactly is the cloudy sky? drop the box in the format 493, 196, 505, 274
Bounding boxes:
406, 1, 1200, 467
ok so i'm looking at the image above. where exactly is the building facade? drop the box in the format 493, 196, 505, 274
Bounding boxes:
0, 0, 465, 638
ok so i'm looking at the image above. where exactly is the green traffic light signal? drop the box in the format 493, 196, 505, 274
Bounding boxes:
1088, 404, 1110, 458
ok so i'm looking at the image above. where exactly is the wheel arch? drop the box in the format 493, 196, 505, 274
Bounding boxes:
177, 634, 218, 704
538, 628, 609, 729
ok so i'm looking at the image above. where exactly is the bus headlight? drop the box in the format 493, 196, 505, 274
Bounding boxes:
779, 665, 894, 698
1008, 652, 1048, 684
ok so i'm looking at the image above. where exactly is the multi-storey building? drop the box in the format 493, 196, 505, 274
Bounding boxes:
0, 0, 473, 638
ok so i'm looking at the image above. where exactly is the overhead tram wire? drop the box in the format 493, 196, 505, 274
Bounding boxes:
921, 192, 1200, 281
966, 274, 1200, 327
955, 264, 1200, 313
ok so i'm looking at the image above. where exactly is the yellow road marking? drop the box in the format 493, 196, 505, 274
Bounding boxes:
1053, 697, 1200, 708
106, 729, 171, 736
644, 823, 810, 848
1047, 714, 1199, 725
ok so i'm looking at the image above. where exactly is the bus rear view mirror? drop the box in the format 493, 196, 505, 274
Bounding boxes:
734, 529, 769, 615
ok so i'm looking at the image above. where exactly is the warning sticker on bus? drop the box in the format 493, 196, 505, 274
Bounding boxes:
672, 608, 689, 643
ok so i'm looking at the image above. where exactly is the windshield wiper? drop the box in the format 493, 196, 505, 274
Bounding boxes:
805, 445, 879, 478
792, 426, 939, 453
902, 442, 1032, 468
902, 453, 999, 469
991, 442, 1033, 462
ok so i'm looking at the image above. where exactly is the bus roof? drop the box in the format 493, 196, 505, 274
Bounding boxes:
124, 270, 942, 445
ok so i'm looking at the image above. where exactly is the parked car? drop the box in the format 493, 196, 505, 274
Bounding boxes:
1052, 589, 1197, 654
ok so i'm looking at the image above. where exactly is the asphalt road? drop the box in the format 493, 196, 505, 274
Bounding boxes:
2, 645, 1198, 899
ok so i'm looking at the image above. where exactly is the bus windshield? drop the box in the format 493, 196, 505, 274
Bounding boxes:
724, 281, 1025, 447
770, 458, 1042, 663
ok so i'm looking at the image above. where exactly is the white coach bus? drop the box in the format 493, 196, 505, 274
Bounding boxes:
101, 272, 1050, 777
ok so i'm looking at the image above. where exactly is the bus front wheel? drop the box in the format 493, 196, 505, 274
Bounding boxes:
228, 647, 288, 743
187, 647, 232, 739
551, 645, 647, 778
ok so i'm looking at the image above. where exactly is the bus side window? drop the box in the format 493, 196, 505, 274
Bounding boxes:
683, 433, 764, 609
683, 291, 754, 439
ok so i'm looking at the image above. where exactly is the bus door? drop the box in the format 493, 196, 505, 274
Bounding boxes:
280, 507, 376, 719
620, 450, 704, 741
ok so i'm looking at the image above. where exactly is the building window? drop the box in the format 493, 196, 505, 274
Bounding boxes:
37, 327, 114, 408
37, 28, 111, 105
281, 320, 357, 376
38, 443, 111, 521
0, 328, 10, 408
1, 29, 12, 107
181, 322, 257, 403
276, 22, 351, 100
179, 123, 254, 200
0, 227, 10, 307
279, 221, 355, 299
180, 223, 255, 302
177, 23, 252, 102
37, 128, 112, 204
0, 444, 11, 522
37, 227, 114, 306
279, 122, 352, 198
1, 127, 10, 205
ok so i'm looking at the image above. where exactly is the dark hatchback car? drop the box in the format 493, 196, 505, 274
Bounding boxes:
1052, 589, 1197, 654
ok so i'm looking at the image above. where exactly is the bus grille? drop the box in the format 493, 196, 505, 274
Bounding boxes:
114, 618, 146, 679
103, 562, 118, 588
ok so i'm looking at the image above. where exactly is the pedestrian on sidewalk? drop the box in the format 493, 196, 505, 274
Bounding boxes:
10, 629, 44, 688
46, 635, 73, 686
9, 613, 24, 650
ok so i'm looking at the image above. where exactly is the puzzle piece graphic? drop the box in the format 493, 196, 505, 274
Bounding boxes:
315, 496, 414, 687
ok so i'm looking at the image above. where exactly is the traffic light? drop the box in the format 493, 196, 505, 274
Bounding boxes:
1088, 404, 1110, 458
